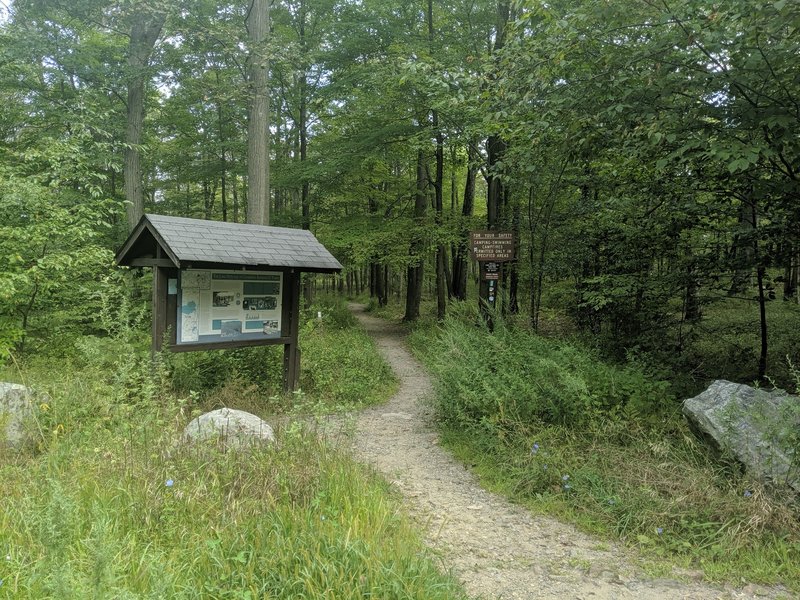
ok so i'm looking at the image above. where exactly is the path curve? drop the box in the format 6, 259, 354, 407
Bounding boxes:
348, 304, 782, 600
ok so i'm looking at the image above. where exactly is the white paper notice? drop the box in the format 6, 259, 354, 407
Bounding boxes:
180, 289, 200, 342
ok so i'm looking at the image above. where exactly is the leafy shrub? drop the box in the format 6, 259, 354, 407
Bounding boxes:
304, 296, 359, 329
411, 313, 673, 432
170, 346, 284, 395
299, 310, 396, 408
169, 297, 394, 411
410, 305, 800, 588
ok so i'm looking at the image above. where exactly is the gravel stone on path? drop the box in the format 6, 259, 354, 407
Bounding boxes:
347, 304, 788, 600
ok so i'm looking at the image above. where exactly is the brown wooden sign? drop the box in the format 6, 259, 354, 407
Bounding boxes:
470, 230, 515, 261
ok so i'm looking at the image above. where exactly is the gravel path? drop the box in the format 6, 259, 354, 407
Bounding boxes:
347, 304, 785, 600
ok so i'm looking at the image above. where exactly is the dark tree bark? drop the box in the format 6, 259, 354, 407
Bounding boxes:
729, 198, 755, 295
684, 261, 701, 322
782, 244, 798, 301
757, 263, 768, 382
480, 1, 511, 320
232, 174, 240, 222
426, 0, 447, 321
509, 202, 520, 314
433, 125, 446, 320
486, 135, 508, 229
404, 150, 427, 321
750, 200, 768, 383
451, 144, 477, 300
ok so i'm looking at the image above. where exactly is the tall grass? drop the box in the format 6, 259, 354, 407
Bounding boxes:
0, 300, 459, 599
409, 305, 800, 589
168, 297, 397, 412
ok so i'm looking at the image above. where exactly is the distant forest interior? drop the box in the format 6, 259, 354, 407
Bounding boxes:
1, 0, 799, 395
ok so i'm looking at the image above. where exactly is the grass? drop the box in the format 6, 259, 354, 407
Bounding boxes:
684, 298, 800, 393
0, 299, 461, 599
166, 297, 398, 415
406, 302, 800, 591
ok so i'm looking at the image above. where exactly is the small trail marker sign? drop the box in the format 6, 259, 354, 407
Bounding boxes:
481, 261, 500, 281
470, 230, 515, 262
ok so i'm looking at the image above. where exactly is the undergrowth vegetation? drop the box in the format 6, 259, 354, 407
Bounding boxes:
409, 304, 800, 590
0, 299, 458, 598
169, 298, 396, 413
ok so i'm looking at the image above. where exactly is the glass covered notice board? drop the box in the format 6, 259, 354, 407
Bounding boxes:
176, 269, 283, 345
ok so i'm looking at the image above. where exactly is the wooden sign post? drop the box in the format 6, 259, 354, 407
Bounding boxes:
470, 230, 515, 328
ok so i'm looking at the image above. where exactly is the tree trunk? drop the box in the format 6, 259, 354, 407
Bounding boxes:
434, 125, 446, 320
451, 144, 476, 301
684, 261, 701, 322
509, 201, 520, 314
404, 150, 427, 321
216, 72, 228, 222
232, 174, 239, 222
246, 0, 270, 225
729, 198, 755, 295
426, 0, 446, 321
757, 263, 768, 382
479, 1, 511, 321
782, 245, 798, 301
124, 11, 166, 231
749, 201, 768, 383
299, 0, 313, 305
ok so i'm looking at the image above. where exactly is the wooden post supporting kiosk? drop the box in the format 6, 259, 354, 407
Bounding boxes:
115, 214, 342, 392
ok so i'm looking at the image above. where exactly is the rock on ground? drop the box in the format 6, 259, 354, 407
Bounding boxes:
683, 380, 799, 493
183, 407, 274, 449
0, 382, 41, 449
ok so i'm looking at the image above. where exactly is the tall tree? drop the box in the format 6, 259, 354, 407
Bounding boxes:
404, 149, 428, 321
124, 6, 166, 230
246, 0, 270, 225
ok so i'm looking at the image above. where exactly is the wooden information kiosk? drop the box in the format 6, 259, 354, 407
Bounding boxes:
115, 214, 342, 391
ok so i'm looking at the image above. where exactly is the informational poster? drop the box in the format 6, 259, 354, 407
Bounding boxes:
177, 269, 283, 345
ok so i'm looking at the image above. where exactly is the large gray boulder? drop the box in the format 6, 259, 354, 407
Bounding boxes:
0, 382, 40, 450
683, 380, 799, 493
183, 408, 275, 450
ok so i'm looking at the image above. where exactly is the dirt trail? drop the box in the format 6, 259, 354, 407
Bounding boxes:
347, 304, 784, 600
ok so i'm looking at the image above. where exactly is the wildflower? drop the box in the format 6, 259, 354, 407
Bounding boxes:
165, 479, 174, 488
563, 484, 572, 490
743, 490, 752, 498
562, 474, 570, 482
530, 443, 540, 455
656, 527, 663, 535
543, 464, 548, 470
607, 499, 615, 506
5, 554, 9, 561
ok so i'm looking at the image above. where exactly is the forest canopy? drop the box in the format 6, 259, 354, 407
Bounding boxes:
1, 0, 799, 391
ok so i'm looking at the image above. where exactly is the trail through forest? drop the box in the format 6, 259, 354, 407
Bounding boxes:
346, 304, 783, 600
